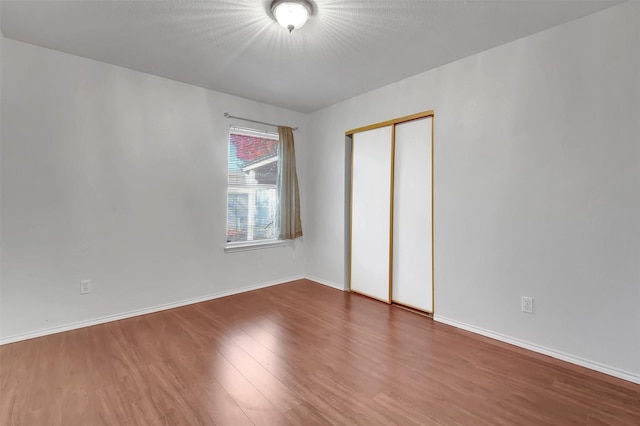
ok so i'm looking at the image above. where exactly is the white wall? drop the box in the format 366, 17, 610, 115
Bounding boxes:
304, 2, 639, 380
0, 39, 308, 341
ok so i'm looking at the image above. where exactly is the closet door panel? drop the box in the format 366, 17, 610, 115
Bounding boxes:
392, 117, 433, 311
350, 126, 393, 302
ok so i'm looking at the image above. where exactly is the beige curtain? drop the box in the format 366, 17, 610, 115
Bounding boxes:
277, 126, 303, 240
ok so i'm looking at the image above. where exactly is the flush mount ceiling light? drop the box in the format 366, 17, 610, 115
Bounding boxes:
271, 0, 313, 33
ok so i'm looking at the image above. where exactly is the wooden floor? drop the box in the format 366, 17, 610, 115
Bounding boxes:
1, 280, 638, 425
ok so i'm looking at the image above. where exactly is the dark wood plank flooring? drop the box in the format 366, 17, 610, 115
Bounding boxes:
1, 279, 638, 425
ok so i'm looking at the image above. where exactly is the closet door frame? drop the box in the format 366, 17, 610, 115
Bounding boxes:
346, 110, 435, 314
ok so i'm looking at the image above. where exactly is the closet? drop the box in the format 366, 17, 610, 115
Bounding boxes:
348, 111, 434, 313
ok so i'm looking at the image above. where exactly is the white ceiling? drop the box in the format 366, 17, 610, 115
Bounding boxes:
0, 0, 619, 113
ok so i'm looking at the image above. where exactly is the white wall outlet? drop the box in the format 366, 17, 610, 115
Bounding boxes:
521, 296, 533, 314
80, 280, 91, 294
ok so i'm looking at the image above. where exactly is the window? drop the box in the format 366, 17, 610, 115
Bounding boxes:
226, 126, 279, 246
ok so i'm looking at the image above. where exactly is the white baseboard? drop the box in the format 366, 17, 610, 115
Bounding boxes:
0, 275, 305, 345
434, 315, 640, 385
305, 275, 346, 291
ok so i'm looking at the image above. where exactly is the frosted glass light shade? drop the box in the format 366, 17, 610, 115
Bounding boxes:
271, 0, 311, 32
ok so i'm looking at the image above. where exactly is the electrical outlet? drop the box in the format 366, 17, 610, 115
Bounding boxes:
80, 280, 91, 294
521, 296, 533, 314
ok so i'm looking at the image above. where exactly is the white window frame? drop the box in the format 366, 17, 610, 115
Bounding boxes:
225, 126, 289, 253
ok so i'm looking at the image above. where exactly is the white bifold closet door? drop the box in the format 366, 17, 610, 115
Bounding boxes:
350, 126, 393, 302
392, 117, 433, 312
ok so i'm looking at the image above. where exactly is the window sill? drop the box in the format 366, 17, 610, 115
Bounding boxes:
224, 240, 290, 253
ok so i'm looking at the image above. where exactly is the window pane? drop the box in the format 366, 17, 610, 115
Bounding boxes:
227, 191, 249, 242
227, 127, 279, 243
253, 188, 277, 240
